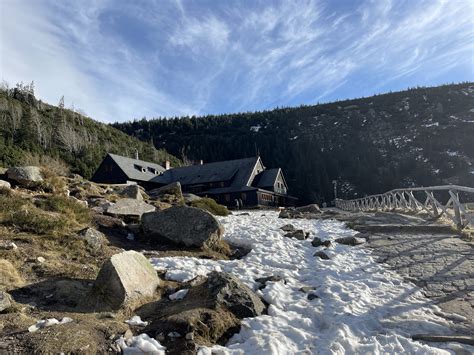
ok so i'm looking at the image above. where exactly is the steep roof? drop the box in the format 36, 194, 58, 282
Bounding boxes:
152, 157, 259, 187
254, 168, 280, 188
108, 153, 166, 182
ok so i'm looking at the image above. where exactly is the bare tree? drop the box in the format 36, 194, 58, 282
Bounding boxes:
57, 121, 84, 156
58, 96, 65, 110
180, 146, 192, 166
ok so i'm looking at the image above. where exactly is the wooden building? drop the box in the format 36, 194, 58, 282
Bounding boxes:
92, 154, 297, 208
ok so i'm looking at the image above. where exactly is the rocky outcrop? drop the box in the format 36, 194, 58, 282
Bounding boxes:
119, 185, 144, 201
78, 227, 106, 252
148, 182, 183, 204
7, 166, 43, 185
296, 204, 322, 214
335, 236, 366, 246
106, 198, 155, 218
91, 251, 160, 310
283, 229, 309, 240
0, 180, 11, 189
183, 193, 201, 203
141, 206, 224, 248
279, 204, 323, 219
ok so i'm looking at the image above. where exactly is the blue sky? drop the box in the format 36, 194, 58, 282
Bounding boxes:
1, 0, 473, 123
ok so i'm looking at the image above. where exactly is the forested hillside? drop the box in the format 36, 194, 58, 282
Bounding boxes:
0, 83, 179, 178
114, 83, 474, 204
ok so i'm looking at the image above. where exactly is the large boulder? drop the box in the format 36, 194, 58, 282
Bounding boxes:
91, 251, 160, 310
7, 166, 43, 185
106, 198, 155, 218
148, 182, 183, 204
119, 185, 144, 201
0, 180, 11, 189
141, 206, 224, 248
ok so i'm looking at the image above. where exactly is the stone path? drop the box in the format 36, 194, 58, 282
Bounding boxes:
365, 232, 474, 333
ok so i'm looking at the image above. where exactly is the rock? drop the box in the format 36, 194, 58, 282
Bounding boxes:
7, 166, 43, 185
278, 209, 291, 219
206, 271, 265, 318
141, 206, 224, 248
148, 182, 183, 203
78, 227, 106, 252
91, 250, 160, 310
296, 204, 322, 214
37, 256, 46, 263
183, 193, 201, 203
335, 236, 366, 246
314, 251, 330, 260
0, 292, 13, 312
0, 241, 17, 250
70, 196, 88, 207
0, 180, 11, 189
299, 286, 317, 293
311, 237, 332, 248
93, 214, 126, 229
307, 293, 319, 300
280, 224, 295, 232
283, 229, 309, 240
119, 185, 144, 201
107, 198, 155, 218
255, 275, 284, 289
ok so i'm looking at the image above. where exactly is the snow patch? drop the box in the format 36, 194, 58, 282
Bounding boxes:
116, 334, 166, 354
28, 317, 73, 332
125, 316, 148, 327
169, 289, 189, 301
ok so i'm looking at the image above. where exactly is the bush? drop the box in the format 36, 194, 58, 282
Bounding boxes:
35, 195, 91, 225
190, 198, 229, 216
0, 259, 23, 288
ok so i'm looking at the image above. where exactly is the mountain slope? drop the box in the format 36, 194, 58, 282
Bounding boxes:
0, 85, 179, 178
114, 83, 474, 204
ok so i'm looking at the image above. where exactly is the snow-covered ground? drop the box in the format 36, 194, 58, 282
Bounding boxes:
148, 211, 472, 354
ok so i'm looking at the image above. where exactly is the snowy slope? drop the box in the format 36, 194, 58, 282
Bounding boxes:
148, 211, 472, 354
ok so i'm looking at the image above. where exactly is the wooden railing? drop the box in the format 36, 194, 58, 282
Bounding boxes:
335, 185, 474, 230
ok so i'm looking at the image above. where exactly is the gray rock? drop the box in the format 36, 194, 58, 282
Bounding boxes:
296, 204, 322, 214
0, 180, 11, 189
299, 286, 317, 293
314, 251, 330, 260
280, 224, 295, 232
107, 198, 155, 218
7, 166, 43, 185
183, 193, 201, 203
206, 271, 265, 319
255, 275, 284, 289
78, 227, 106, 252
119, 185, 144, 201
307, 293, 319, 300
335, 236, 366, 246
91, 250, 160, 310
141, 206, 224, 248
311, 237, 332, 248
0, 292, 13, 313
284, 229, 309, 240
148, 182, 183, 202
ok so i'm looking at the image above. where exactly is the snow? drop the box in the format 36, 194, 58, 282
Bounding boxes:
28, 317, 73, 332
169, 288, 189, 300
116, 333, 166, 354
150, 211, 472, 354
125, 316, 148, 327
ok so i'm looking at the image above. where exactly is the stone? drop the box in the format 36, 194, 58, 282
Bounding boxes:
148, 182, 183, 203
311, 237, 332, 248
93, 214, 125, 229
183, 193, 201, 203
296, 204, 322, 214
107, 198, 155, 218
119, 185, 144, 201
284, 229, 309, 240
307, 293, 319, 300
7, 166, 43, 185
299, 286, 317, 293
314, 251, 330, 260
205, 271, 265, 319
255, 275, 284, 289
0, 180, 11, 189
141, 206, 224, 248
78, 227, 106, 252
0, 242, 17, 250
335, 236, 366, 246
91, 250, 160, 310
280, 224, 296, 232
37, 256, 45, 263
0, 292, 13, 312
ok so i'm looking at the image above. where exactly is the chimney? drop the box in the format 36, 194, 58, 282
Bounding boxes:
134, 148, 139, 160
165, 160, 171, 170
200, 159, 203, 165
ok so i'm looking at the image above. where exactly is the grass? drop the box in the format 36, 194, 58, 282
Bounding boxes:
0, 259, 24, 288
190, 198, 230, 216
0, 193, 91, 235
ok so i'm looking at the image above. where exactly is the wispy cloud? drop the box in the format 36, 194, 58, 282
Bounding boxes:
1, 0, 473, 122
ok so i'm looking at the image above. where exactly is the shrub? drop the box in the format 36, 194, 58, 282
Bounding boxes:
0, 259, 23, 288
35, 195, 91, 225
190, 198, 229, 216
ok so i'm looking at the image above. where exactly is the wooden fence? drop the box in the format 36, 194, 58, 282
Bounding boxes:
335, 185, 474, 230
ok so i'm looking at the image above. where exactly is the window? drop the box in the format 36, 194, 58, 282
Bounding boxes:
241, 193, 247, 200
220, 182, 225, 187
225, 194, 230, 202
147, 167, 157, 174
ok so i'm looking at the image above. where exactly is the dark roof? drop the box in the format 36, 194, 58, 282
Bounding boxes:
254, 168, 280, 188
108, 153, 166, 182
152, 157, 259, 186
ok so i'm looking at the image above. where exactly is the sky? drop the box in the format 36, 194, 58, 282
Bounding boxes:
1, 0, 473, 123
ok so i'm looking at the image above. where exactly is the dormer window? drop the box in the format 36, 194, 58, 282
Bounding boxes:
148, 167, 157, 174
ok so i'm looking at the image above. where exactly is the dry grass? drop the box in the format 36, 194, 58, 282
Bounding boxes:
190, 198, 230, 216
0, 259, 23, 289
